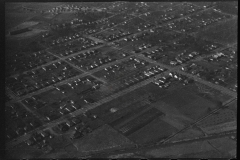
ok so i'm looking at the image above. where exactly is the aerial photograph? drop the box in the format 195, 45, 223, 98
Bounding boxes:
5, 1, 237, 159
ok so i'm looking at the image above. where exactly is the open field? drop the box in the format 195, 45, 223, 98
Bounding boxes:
227, 100, 237, 113
9, 21, 39, 32
128, 116, 177, 144
5, 3, 23, 11
48, 135, 72, 149
144, 2, 181, 12
5, 3, 40, 29
199, 121, 236, 134
183, 82, 232, 103
5, 1, 237, 159
39, 149, 70, 158
6, 142, 44, 159
118, 108, 163, 136
103, 102, 150, 125
71, 124, 134, 156
208, 137, 236, 158
52, 13, 77, 24
85, 85, 149, 118
190, 2, 213, 7
178, 150, 221, 158
169, 127, 204, 142
196, 18, 238, 45
154, 101, 193, 130
9, 29, 47, 39
108, 153, 135, 158
23, 2, 65, 11
215, 1, 238, 15
29, 14, 54, 23
5, 12, 38, 29
159, 86, 217, 120
5, 38, 23, 51
198, 109, 236, 127
144, 140, 217, 158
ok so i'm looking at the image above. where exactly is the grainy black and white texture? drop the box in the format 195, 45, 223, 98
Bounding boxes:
5, 2, 237, 159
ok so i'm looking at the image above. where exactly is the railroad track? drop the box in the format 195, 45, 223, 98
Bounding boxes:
6, 66, 170, 149
78, 130, 236, 158
158, 97, 237, 144
46, 50, 107, 84
6, 2, 237, 151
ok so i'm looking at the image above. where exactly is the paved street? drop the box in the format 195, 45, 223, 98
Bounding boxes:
6, 63, 170, 149
6, 55, 133, 105
111, 45, 237, 98
80, 130, 236, 158
46, 50, 107, 84
158, 97, 236, 144
6, 2, 237, 153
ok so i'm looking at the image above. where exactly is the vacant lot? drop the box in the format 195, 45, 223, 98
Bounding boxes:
72, 124, 134, 155
227, 100, 237, 114
5, 3, 39, 29
5, 38, 23, 52
23, 2, 65, 11
178, 150, 221, 158
53, 13, 77, 23
190, 2, 213, 7
9, 21, 39, 32
86, 86, 148, 118
160, 88, 216, 120
29, 14, 54, 23
169, 127, 204, 142
215, 1, 238, 15
196, 18, 237, 45
145, 140, 216, 158
200, 121, 236, 134
128, 117, 177, 144
119, 108, 163, 136
103, 102, 150, 125
39, 148, 70, 159
153, 101, 193, 129
48, 135, 72, 150
10, 29, 46, 39
5, 12, 38, 29
141, 83, 168, 100
6, 142, 44, 159
208, 137, 236, 158
199, 109, 236, 127
183, 83, 232, 104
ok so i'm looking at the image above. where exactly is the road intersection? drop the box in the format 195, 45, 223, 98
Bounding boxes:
6, 3, 237, 153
